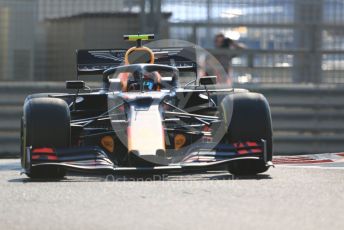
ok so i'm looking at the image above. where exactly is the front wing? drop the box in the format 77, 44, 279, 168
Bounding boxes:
23, 140, 271, 174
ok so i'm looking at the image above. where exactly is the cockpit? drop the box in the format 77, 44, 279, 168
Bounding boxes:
101, 34, 179, 92
104, 64, 178, 92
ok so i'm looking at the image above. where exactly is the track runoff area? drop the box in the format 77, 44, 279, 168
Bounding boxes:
273, 152, 344, 169
1, 153, 344, 230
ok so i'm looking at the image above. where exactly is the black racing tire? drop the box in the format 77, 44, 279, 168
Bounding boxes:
24, 93, 65, 103
21, 97, 70, 179
220, 92, 273, 176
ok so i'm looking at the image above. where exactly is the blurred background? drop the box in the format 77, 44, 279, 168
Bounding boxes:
1, 0, 344, 156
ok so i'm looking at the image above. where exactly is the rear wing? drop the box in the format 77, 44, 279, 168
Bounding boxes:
76, 47, 197, 77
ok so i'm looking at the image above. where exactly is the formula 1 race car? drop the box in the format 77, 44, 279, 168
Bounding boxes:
20, 34, 273, 179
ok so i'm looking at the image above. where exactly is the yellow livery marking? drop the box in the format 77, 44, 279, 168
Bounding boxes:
124, 34, 154, 41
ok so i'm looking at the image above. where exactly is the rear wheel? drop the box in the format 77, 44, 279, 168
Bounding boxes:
21, 97, 70, 179
220, 92, 273, 175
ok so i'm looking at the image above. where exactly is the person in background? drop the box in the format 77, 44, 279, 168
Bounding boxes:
199, 33, 245, 85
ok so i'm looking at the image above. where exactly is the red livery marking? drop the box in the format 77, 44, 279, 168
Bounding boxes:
47, 155, 58, 160
32, 148, 58, 161
234, 142, 246, 149
32, 155, 40, 160
246, 141, 258, 147
32, 154, 58, 160
251, 148, 262, 154
237, 143, 245, 148
32, 148, 54, 154
237, 149, 249, 155
336, 153, 344, 157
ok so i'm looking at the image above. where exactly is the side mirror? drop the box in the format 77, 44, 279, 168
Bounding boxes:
200, 76, 217, 85
66, 81, 85, 90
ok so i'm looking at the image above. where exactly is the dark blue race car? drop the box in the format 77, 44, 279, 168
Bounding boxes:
21, 34, 273, 179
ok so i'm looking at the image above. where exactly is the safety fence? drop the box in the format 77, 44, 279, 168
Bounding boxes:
1, 0, 344, 84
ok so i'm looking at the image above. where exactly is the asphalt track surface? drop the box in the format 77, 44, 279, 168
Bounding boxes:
1, 158, 344, 230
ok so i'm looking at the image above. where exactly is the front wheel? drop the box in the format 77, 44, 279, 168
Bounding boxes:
220, 92, 273, 175
21, 97, 70, 179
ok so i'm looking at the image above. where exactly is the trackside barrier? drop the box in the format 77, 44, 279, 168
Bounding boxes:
0, 82, 343, 157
